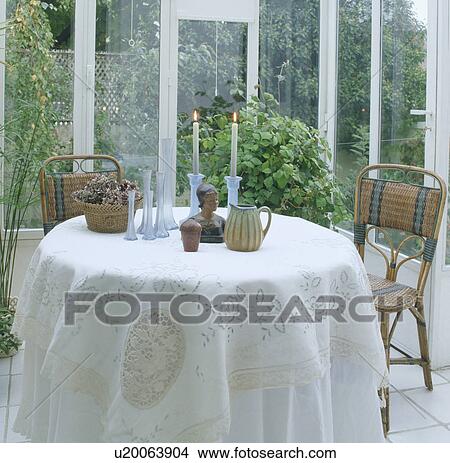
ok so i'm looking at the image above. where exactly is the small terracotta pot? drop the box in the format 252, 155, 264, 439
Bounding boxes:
180, 219, 202, 252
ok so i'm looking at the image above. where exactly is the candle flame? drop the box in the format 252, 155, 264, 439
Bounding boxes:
193, 110, 199, 122
232, 112, 239, 123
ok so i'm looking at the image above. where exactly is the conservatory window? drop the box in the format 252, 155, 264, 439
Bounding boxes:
259, 0, 320, 128
376, 0, 431, 256
0, 0, 444, 240
175, 19, 249, 204
335, 0, 372, 229
380, 0, 427, 170
94, 0, 161, 182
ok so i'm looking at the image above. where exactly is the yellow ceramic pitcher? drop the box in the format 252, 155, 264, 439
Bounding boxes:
224, 204, 272, 252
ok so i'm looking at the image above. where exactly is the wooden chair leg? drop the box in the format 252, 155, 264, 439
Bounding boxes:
415, 304, 433, 391
380, 311, 390, 435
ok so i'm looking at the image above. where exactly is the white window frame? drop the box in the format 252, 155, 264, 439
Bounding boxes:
427, 0, 450, 368
318, 0, 338, 169
73, 0, 96, 157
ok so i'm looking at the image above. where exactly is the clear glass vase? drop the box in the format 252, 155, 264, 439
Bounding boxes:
161, 139, 178, 230
124, 190, 138, 241
142, 190, 156, 241
137, 170, 152, 234
154, 172, 169, 238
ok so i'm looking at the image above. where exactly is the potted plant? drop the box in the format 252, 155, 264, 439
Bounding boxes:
177, 93, 348, 228
0, 112, 44, 357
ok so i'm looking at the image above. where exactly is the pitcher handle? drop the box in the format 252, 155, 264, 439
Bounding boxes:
258, 206, 272, 240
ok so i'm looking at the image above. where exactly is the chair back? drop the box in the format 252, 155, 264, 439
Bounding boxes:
39, 155, 124, 235
354, 164, 446, 293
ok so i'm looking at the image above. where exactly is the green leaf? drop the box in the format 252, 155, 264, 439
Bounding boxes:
263, 177, 274, 189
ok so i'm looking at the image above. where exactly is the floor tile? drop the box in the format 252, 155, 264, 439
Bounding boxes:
390, 348, 404, 359
405, 383, 450, 424
389, 365, 446, 392
6, 406, 27, 443
0, 376, 9, 407
0, 358, 11, 376
389, 426, 450, 443
436, 369, 450, 383
389, 391, 437, 432
11, 350, 24, 375
0, 407, 6, 443
9, 375, 23, 407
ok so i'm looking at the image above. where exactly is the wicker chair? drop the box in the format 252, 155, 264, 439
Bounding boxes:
39, 155, 124, 235
354, 164, 447, 435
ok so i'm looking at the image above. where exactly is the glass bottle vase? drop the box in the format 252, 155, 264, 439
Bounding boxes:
137, 170, 152, 234
124, 190, 138, 241
154, 171, 169, 238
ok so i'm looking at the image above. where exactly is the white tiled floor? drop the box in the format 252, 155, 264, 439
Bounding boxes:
1, 347, 450, 443
0, 345, 27, 444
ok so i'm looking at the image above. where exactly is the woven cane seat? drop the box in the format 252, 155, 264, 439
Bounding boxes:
368, 273, 417, 313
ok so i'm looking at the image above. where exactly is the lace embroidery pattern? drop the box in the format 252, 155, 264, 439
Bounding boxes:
228, 349, 330, 391
121, 311, 185, 408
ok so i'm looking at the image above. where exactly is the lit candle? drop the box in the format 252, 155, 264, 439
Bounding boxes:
193, 110, 200, 175
230, 112, 239, 177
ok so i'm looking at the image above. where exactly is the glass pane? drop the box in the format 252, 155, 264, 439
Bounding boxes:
335, 0, 372, 228
378, 0, 428, 255
380, 0, 427, 176
48, 0, 75, 155
176, 20, 248, 204
94, 0, 161, 183
259, 0, 320, 128
4, 0, 75, 229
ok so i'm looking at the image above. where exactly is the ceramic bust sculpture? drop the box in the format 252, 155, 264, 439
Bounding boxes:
192, 183, 226, 243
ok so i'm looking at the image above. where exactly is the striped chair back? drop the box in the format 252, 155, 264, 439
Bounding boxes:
354, 164, 446, 270
39, 155, 123, 235
358, 178, 441, 238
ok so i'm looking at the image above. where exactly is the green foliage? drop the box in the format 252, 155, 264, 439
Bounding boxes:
0, 302, 20, 356
0, 0, 61, 355
0, 103, 44, 356
336, 125, 370, 223
5, 0, 59, 162
178, 94, 348, 227
259, 0, 320, 127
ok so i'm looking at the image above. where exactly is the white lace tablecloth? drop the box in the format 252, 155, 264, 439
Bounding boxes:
13, 208, 387, 442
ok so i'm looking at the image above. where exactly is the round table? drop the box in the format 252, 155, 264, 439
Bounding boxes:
13, 208, 387, 442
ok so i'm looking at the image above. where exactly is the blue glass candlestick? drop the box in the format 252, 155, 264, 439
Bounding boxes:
124, 190, 138, 241
225, 175, 242, 209
182, 173, 205, 223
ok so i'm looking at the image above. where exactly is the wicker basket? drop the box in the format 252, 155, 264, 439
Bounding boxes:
76, 199, 143, 233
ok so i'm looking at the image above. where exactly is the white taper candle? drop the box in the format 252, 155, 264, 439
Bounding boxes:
230, 112, 239, 177
193, 110, 200, 175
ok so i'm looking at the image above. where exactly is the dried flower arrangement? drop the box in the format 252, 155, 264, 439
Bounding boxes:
72, 174, 142, 206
